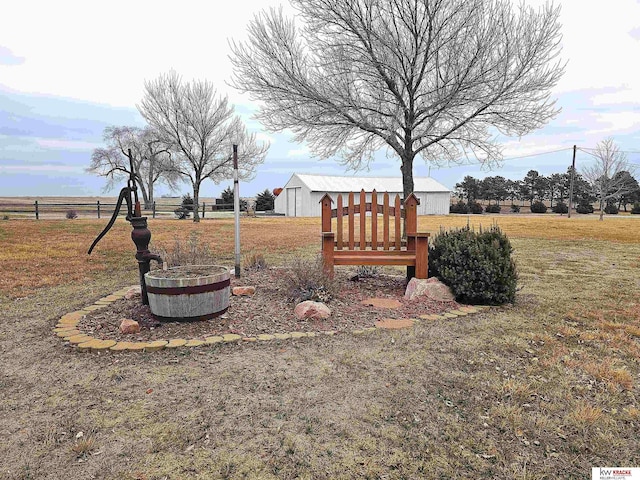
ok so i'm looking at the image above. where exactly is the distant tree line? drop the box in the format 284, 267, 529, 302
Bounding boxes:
454, 167, 640, 213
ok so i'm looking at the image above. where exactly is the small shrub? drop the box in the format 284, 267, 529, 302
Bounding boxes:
181, 193, 195, 211
66, 209, 78, 219
449, 201, 469, 214
510, 204, 520, 213
174, 207, 191, 219
2, 215, 9, 220
485, 204, 501, 213
469, 201, 484, 214
428, 225, 517, 305
153, 231, 216, 268
354, 265, 380, 278
576, 203, 594, 214
631, 202, 640, 214
243, 253, 268, 272
530, 201, 547, 213
280, 256, 337, 303
604, 202, 619, 214
552, 202, 568, 214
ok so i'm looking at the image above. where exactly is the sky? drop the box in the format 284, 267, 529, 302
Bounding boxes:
1, 0, 640, 198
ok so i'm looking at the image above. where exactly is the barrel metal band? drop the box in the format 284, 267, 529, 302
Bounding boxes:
146, 278, 230, 296
151, 307, 229, 322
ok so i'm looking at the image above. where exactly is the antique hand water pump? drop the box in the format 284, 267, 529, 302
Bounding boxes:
87, 149, 162, 305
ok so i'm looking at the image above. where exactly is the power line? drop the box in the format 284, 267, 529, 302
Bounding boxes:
432, 146, 573, 169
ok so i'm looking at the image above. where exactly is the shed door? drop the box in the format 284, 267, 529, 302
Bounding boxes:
286, 188, 300, 216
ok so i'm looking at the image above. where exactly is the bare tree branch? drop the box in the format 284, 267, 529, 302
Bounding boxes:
137, 71, 269, 222
230, 0, 564, 199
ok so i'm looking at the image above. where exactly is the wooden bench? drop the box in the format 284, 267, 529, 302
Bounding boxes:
321, 190, 430, 279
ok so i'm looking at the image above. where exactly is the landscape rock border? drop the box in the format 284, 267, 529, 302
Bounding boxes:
53, 285, 490, 353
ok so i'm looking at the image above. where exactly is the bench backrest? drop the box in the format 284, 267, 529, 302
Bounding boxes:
321, 190, 420, 251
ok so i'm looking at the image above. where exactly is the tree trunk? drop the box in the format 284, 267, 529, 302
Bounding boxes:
599, 199, 604, 221
136, 176, 150, 211
146, 161, 155, 210
400, 154, 414, 239
192, 180, 201, 223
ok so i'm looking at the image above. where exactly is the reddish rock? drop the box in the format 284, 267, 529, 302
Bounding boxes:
119, 318, 140, 334
294, 301, 331, 320
125, 286, 141, 300
404, 277, 455, 302
232, 286, 256, 296
361, 298, 402, 309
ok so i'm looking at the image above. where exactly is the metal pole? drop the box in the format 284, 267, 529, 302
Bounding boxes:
568, 145, 576, 218
35, 201, 39, 220
152, 201, 156, 219
97, 200, 101, 219
233, 144, 241, 278
202, 202, 206, 219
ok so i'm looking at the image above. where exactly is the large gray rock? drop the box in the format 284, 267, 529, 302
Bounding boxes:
294, 300, 332, 320
404, 277, 456, 302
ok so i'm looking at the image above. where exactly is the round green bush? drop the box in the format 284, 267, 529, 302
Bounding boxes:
552, 202, 568, 214
530, 201, 547, 213
576, 203, 594, 214
428, 225, 518, 305
510, 204, 520, 213
449, 201, 469, 214
631, 203, 640, 214
604, 203, 619, 214
485, 204, 501, 213
469, 202, 484, 214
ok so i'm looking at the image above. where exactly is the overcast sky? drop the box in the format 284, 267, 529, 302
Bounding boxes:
1, 0, 640, 197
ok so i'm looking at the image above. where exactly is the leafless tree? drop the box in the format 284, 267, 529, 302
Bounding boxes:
88, 126, 179, 208
581, 138, 636, 220
138, 71, 269, 222
230, 0, 565, 201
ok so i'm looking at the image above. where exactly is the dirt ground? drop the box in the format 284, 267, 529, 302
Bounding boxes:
1, 218, 639, 479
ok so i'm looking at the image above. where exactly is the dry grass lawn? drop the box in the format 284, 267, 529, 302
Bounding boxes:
0, 214, 639, 479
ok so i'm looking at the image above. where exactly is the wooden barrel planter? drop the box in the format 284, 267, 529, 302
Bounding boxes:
144, 265, 230, 321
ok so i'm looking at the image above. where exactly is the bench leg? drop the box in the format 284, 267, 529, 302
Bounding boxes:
414, 236, 429, 279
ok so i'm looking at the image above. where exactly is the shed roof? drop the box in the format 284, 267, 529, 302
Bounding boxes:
292, 173, 450, 193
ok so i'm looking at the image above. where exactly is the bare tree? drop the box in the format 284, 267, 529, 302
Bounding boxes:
230, 0, 565, 201
88, 126, 179, 208
581, 138, 636, 220
138, 71, 268, 222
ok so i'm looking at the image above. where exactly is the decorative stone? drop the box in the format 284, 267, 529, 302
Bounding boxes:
90, 340, 117, 351
84, 304, 107, 311
257, 334, 275, 341
145, 340, 168, 351
273, 333, 291, 340
57, 329, 81, 338
77, 339, 101, 352
53, 326, 78, 333
232, 286, 256, 296
448, 309, 468, 316
125, 286, 142, 300
222, 334, 242, 342
290, 332, 307, 339
242, 337, 258, 342
184, 339, 205, 347
375, 318, 415, 330
110, 342, 135, 351
442, 312, 458, 318
205, 336, 224, 344
59, 312, 85, 324
66, 334, 95, 345
166, 339, 187, 348
119, 319, 140, 335
125, 342, 148, 351
459, 306, 479, 313
404, 277, 456, 302
361, 298, 402, 309
419, 314, 441, 321
294, 301, 332, 320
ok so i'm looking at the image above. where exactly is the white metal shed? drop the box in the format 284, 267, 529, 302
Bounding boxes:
274, 173, 451, 217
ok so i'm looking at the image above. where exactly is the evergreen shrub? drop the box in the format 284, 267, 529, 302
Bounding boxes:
631, 202, 640, 214
510, 204, 520, 213
604, 203, 619, 214
552, 202, 568, 214
530, 201, 547, 213
576, 203, 594, 214
469, 202, 484, 214
428, 225, 517, 305
485, 204, 501, 213
449, 201, 469, 214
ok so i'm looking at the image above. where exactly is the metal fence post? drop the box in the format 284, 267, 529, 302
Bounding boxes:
152, 201, 156, 219
97, 200, 101, 219
35, 201, 39, 220
202, 202, 205, 219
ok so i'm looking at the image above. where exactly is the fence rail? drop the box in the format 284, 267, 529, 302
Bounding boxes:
0, 201, 244, 219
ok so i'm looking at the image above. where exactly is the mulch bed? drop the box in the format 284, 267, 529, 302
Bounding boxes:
79, 268, 462, 341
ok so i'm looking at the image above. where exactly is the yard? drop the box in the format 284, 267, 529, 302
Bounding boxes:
0, 214, 638, 479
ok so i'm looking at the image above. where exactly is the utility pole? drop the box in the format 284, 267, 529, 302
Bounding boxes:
233, 144, 241, 278
568, 145, 576, 218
